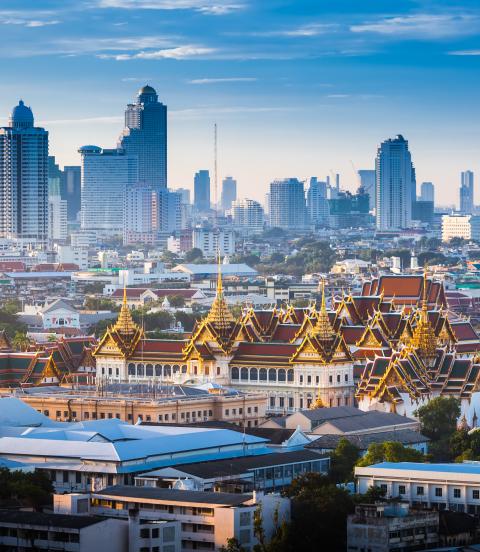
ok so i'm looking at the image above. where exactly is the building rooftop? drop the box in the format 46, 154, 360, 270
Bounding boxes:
363, 462, 480, 475
0, 510, 105, 529
95, 485, 252, 506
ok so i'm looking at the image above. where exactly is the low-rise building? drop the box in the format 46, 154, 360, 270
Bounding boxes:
442, 214, 480, 242
0, 510, 127, 552
347, 502, 439, 552
355, 461, 480, 514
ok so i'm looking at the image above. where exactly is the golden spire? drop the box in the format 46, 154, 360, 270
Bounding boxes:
410, 267, 437, 362
113, 284, 139, 335
206, 254, 235, 333
312, 279, 335, 341
310, 387, 325, 410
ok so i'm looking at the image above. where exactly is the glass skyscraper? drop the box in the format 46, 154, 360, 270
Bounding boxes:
118, 85, 167, 188
0, 100, 48, 245
221, 176, 237, 212
269, 178, 307, 229
460, 171, 474, 214
79, 146, 138, 236
375, 135, 414, 231
194, 170, 211, 212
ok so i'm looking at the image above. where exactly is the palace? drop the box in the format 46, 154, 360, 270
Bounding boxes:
93, 268, 480, 415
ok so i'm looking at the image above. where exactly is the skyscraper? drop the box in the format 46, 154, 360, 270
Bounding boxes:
0, 100, 48, 245
269, 178, 307, 229
232, 198, 264, 233
64, 166, 81, 221
79, 146, 137, 236
221, 176, 237, 212
358, 169, 376, 210
420, 182, 434, 204
118, 85, 167, 188
194, 170, 211, 212
306, 177, 329, 226
460, 171, 474, 214
375, 135, 414, 231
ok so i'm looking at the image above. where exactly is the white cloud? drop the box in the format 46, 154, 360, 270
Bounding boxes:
351, 14, 479, 39
170, 105, 295, 120
38, 116, 123, 125
188, 77, 256, 84
100, 45, 216, 60
253, 23, 336, 38
96, 0, 244, 15
448, 49, 480, 55
54, 36, 174, 55
121, 77, 153, 82
327, 94, 350, 98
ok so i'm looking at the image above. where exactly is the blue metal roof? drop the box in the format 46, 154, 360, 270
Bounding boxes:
370, 462, 480, 475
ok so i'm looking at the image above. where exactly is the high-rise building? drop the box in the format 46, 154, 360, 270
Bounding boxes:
460, 171, 474, 214
375, 135, 414, 231
64, 166, 81, 221
328, 189, 371, 229
79, 146, 137, 236
48, 195, 68, 241
221, 176, 237, 212
0, 100, 48, 245
154, 189, 182, 234
123, 184, 155, 245
175, 187, 191, 205
232, 199, 264, 234
420, 182, 434, 204
194, 170, 211, 212
306, 177, 329, 226
358, 170, 376, 210
442, 214, 480, 242
118, 85, 167, 188
269, 178, 307, 229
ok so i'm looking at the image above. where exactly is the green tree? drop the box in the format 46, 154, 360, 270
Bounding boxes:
356, 441, 425, 467
2, 299, 21, 315
12, 331, 30, 351
253, 505, 290, 552
184, 248, 204, 263
0, 468, 53, 510
329, 438, 361, 483
284, 473, 354, 551
220, 538, 245, 552
415, 396, 460, 460
167, 295, 186, 308
356, 485, 387, 504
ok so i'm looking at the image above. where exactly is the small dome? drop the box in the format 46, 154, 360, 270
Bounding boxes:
9, 100, 34, 128
78, 145, 102, 154
138, 85, 156, 96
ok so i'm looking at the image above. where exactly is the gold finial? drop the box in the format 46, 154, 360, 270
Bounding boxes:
312, 279, 335, 341
410, 266, 437, 363
310, 388, 325, 409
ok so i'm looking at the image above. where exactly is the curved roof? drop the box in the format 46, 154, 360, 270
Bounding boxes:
10, 100, 34, 127
138, 84, 156, 95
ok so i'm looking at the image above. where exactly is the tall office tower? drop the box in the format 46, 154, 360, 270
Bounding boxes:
306, 177, 329, 226
48, 195, 67, 241
420, 181, 434, 204
0, 100, 48, 245
232, 199, 264, 233
375, 135, 414, 231
118, 85, 167, 188
154, 189, 182, 233
79, 146, 137, 236
358, 170, 376, 210
460, 171, 474, 214
175, 187, 191, 205
269, 178, 307, 229
64, 166, 81, 221
221, 176, 237, 212
124, 184, 155, 245
194, 170, 211, 212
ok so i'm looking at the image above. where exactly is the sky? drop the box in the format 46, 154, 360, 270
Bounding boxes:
0, 0, 479, 206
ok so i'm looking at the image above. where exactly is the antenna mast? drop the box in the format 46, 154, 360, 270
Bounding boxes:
214, 122, 218, 228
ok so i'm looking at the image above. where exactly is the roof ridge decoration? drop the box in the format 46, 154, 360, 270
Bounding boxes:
312, 279, 335, 341
205, 254, 235, 334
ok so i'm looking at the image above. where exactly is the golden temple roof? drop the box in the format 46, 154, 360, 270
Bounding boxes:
312, 279, 335, 341
113, 286, 141, 336
410, 270, 437, 361
205, 257, 235, 334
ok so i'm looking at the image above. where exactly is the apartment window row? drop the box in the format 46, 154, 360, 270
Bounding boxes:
394, 484, 479, 500
231, 367, 294, 383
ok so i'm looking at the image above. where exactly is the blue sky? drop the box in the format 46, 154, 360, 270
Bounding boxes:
0, 0, 479, 205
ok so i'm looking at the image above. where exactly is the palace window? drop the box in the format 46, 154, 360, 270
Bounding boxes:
164, 365, 171, 377
259, 368, 267, 381
231, 367, 239, 380
287, 369, 294, 382
241, 368, 248, 381
278, 369, 286, 382
145, 364, 153, 377
128, 363, 135, 376
268, 369, 276, 382
155, 365, 162, 376
250, 368, 258, 381
137, 364, 145, 377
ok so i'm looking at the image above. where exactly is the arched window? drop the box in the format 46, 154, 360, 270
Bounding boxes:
250, 368, 258, 381
241, 368, 249, 381
145, 364, 153, 377
278, 369, 286, 382
231, 367, 239, 380
259, 368, 267, 381
287, 369, 294, 382
128, 363, 135, 376
137, 363, 144, 377
268, 368, 276, 382
163, 365, 171, 377
154, 364, 162, 377
182, 365, 187, 373
173, 365, 180, 373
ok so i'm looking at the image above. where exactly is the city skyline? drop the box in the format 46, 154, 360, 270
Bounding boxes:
0, 0, 478, 204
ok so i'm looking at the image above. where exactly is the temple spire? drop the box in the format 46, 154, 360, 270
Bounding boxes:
312, 279, 335, 341
410, 267, 437, 362
113, 284, 139, 335
206, 252, 235, 333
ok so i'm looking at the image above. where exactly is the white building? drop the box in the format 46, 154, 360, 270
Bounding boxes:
124, 184, 155, 245
269, 178, 307, 230
356, 461, 480, 515
192, 228, 236, 257
56, 244, 88, 270
460, 170, 474, 214
442, 214, 480, 242
376, 135, 414, 231
0, 101, 48, 246
306, 178, 329, 226
232, 198, 264, 233
79, 146, 137, 236
48, 195, 68, 241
